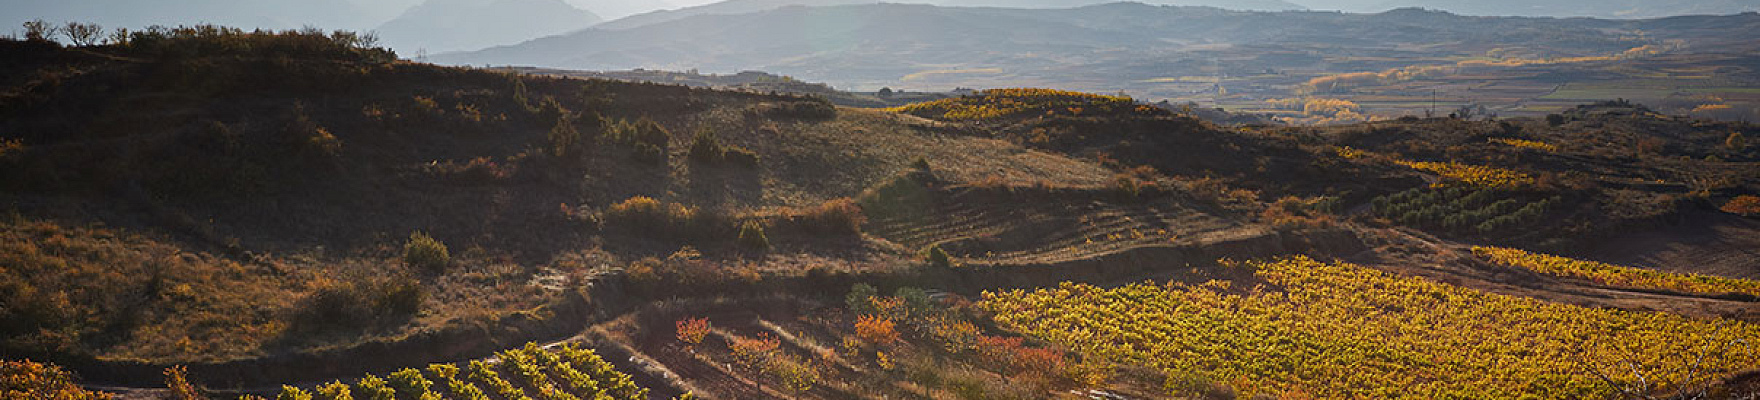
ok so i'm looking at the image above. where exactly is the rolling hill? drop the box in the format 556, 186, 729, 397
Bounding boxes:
376, 0, 603, 53
6, 25, 1760, 399
1301, 0, 1760, 19
438, 3, 1760, 88
592, 0, 1307, 30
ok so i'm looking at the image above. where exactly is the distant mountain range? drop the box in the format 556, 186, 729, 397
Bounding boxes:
376, 0, 602, 53
1300, 0, 1758, 19
436, 2, 1760, 90
595, 0, 1306, 30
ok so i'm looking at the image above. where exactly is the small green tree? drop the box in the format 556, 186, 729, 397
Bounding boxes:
403, 231, 450, 272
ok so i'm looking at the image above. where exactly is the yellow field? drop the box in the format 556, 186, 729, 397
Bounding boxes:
1475, 246, 1760, 296
982, 257, 1760, 399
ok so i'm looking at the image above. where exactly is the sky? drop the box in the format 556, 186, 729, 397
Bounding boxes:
0, 0, 719, 33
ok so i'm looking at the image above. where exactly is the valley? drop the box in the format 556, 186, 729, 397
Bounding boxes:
1, 5, 1760, 400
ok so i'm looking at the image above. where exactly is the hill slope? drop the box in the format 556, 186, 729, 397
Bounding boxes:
594, 0, 1307, 30
439, 3, 1760, 92
376, 0, 604, 53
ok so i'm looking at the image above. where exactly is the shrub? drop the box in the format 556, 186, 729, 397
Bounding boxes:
764, 100, 838, 120
738, 220, 771, 250
603, 196, 720, 238
795, 198, 866, 235
926, 245, 956, 269
688, 130, 760, 168
1729, 132, 1748, 152
314, 382, 352, 400
386, 368, 433, 399
354, 375, 396, 400
161, 365, 202, 400
1546, 113, 1567, 127
277, 386, 312, 400
1115, 175, 1142, 200
1, 360, 111, 400
721, 145, 761, 168
858, 172, 935, 220
294, 275, 425, 331
1723, 196, 1760, 217
855, 314, 901, 345
846, 283, 879, 314
403, 231, 450, 272
687, 130, 723, 164
676, 317, 711, 345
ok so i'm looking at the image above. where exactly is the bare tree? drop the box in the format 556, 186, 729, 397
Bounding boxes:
62, 22, 103, 46
1582, 323, 1757, 400
22, 19, 56, 42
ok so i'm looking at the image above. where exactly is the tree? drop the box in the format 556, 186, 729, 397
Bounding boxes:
61, 22, 102, 46
1546, 114, 1567, 126
22, 20, 55, 42
878, 87, 894, 98
1727, 131, 1747, 152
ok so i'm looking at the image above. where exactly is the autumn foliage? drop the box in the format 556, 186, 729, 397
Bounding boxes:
854, 315, 900, 345
1722, 195, 1760, 216
1, 360, 112, 399
676, 317, 711, 345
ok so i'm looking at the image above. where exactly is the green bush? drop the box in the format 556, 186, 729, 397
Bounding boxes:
688, 130, 723, 163
403, 231, 450, 272
847, 283, 879, 313
722, 146, 761, 168
688, 130, 761, 168
926, 245, 955, 269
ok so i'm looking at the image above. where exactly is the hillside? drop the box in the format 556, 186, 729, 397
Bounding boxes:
1359, 0, 1760, 19
6, 26, 1760, 400
438, 3, 1760, 122
593, 0, 1307, 30
376, 0, 603, 53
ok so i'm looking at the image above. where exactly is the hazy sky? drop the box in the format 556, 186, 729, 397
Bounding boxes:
0, 0, 722, 33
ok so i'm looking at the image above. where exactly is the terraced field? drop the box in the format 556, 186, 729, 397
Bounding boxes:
265, 342, 660, 400
864, 187, 1264, 266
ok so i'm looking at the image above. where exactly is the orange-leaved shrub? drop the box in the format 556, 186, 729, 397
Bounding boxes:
854, 315, 900, 345
1723, 195, 1760, 216
676, 317, 710, 345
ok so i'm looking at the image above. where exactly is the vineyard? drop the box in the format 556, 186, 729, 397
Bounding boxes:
1392, 160, 1536, 189
981, 257, 1760, 399
1474, 246, 1760, 297
266, 342, 660, 400
889, 88, 1147, 121
1370, 186, 1559, 234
